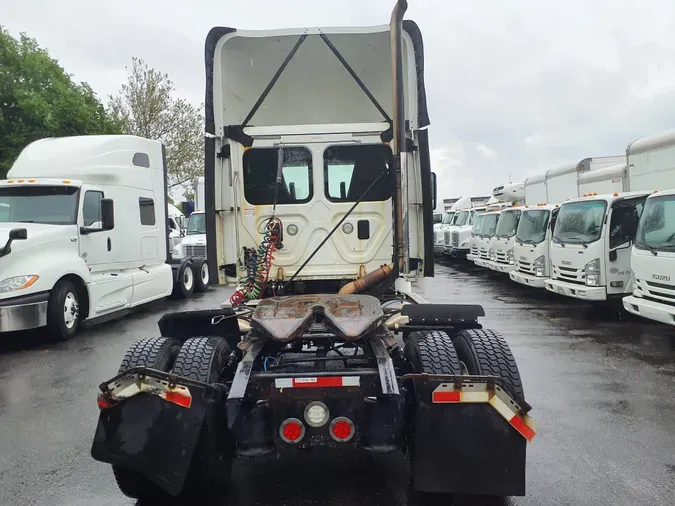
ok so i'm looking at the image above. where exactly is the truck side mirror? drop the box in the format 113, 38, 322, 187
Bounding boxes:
0, 227, 27, 258
101, 199, 115, 230
431, 172, 437, 210
9, 228, 27, 240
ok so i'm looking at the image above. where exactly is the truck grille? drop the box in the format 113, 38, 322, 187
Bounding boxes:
184, 245, 207, 257
495, 251, 508, 264
637, 279, 675, 307
479, 248, 489, 260
433, 231, 437, 244
444, 230, 451, 245
516, 259, 535, 275
471, 245, 479, 256
552, 264, 585, 285
451, 231, 459, 247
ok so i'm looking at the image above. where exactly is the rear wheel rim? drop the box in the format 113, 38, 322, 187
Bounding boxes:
63, 292, 79, 329
201, 263, 209, 285
183, 267, 194, 291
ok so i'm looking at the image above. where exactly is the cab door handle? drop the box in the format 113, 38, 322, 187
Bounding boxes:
107, 237, 112, 252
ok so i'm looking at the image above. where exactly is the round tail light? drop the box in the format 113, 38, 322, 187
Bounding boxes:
280, 418, 305, 443
329, 417, 355, 442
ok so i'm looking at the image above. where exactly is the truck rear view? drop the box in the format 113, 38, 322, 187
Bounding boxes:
90, 2, 536, 503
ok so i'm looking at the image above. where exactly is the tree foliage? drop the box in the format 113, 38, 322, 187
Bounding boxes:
0, 27, 120, 178
108, 58, 203, 197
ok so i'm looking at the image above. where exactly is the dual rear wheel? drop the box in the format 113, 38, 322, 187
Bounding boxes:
113, 335, 231, 503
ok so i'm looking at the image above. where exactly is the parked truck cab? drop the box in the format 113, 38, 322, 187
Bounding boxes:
449, 206, 486, 258
466, 213, 486, 262
0, 135, 208, 339
545, 192, 647, 301
623, 189, 675, 324
474, 210, 501, 269
488, 206, 523, 273
510, 204, 559, 288
434, 211, 454, 254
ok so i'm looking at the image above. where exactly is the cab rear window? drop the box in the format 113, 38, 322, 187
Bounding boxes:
324, 145, 393, 203
243, 147, 313, 205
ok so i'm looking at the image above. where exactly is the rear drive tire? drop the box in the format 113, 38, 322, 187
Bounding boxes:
194, 258, 210, 293
404, 330, 462, 375
46, 279, 80, 341
453, 328, 524, 399
112, 337, 181, 501
171, 337, 233, 501
403, 330, 461, 466
172, 261, 195, 299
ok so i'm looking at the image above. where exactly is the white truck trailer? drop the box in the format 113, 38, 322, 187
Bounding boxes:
0, 135, 209, 340
90, 3, 536, 503
622, 129, 675, 323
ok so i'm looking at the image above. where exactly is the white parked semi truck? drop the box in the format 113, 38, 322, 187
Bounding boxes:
622, 129, 675, 324
91, 3, 536, 503
0, 135, 209, 340
434, 209, 454, 254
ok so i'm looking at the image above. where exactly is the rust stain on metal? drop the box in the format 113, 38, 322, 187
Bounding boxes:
252, 294, 383, 342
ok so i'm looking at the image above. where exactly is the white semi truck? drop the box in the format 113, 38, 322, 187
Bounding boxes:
434, 210, 455, 254
91, 3, 536, 503
0, 135, 209, 340
622, 130, 675, 324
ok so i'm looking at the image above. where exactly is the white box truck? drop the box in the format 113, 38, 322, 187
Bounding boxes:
0, 135, 209, 340
510, 155, 625, 292
623, 129, 675, 323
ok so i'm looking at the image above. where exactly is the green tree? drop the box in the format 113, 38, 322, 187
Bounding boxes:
108, 58, 204, 199
0, 27, 120, 178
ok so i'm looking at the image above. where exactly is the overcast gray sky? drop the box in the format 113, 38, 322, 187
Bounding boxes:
3, 0, 675, 206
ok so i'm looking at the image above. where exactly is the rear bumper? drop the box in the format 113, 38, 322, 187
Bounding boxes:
623, 296, 675, 325
93, 366, 535, 498
510, 270, 547, 288
491, 261, 515, 273
0, 291, 49, 332
545, 279, 606, 301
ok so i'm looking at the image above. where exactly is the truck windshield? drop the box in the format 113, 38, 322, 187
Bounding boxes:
517, 209, 550, 244
480, 213, 499, 237
553, 200, 606, 244
187, 213, 206, 235
0, 185, 78, 225
472, 214, 485, 234
635, 194, 675, 252
495, 210, 521, 238
442, 212, 454, 225
433, 213, 442, 224
454, 210, 469, 226
468, 210, 481, 225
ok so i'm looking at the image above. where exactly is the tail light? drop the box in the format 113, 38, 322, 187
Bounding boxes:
97, 393, 115, 410
329, 417, 355, 442
280, 418, 306, 443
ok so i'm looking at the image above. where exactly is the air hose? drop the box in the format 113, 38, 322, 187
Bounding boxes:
229, 216, 282, 305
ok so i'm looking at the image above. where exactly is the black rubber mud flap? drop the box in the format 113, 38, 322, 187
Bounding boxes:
409, 376, 527, 497
91, 381, 221, 497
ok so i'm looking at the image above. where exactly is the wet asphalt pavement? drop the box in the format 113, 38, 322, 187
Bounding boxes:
1, 259, 675, 506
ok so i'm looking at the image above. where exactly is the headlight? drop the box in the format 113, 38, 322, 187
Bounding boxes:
461, 241, 468, 248
0, 275, 39, 294
489, 248, 495, 261
507, 248, 514, 264
585, 258, 600, 286
534, 255, 546, 277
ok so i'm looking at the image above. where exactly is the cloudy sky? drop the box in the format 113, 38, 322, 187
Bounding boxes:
4, 0, 675, 207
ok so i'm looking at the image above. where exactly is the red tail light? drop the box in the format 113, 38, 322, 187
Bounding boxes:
279, 418, 305, 443
97, 393, 115, 410
329, 417, 355, 442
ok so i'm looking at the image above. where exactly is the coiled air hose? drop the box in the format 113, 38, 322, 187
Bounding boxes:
229, 216, 282, 306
